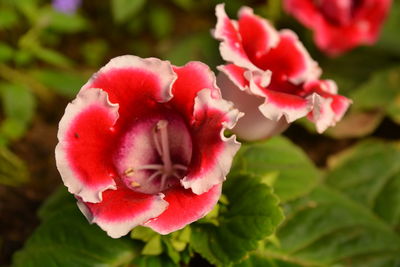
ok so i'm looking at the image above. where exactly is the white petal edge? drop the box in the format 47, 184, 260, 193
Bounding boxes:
82, 55, 177, 103
213, 4, 259, 71
181, 88, 242, 195
56, 89, 118, 203
77, 193, 168, 239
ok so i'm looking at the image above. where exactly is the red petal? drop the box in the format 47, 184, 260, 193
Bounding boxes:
78, 185, 168, 238
170, 61, 220, 122
238, 6, 279, 62
217, 64, 250, 91
258, 87, 312, 123
181, 89, 241, 195
213, 4, 257, 70
56, 89, 119, 203
255, 30, 320, 86
145, 184, 222, 234
83, 56, 177, 131
305, 80, 351, 132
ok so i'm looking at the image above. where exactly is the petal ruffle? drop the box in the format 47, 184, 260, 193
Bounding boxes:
145, 184, 222, 234
213, 4, 257, 70
217, 73, 289, 141
305, 80, 352, 132
56, 89, 119, 203
82, 55, 177, 129
238, 6, 279, 61
78, 185, 168, 238
258, 86, 312, 123
170, 61, 220, 122
181, 89, 241, 195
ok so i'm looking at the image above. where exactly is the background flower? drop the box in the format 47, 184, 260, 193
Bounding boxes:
52, 0, 82, 14
283, 0, 392, 56
213, 4, 351, 141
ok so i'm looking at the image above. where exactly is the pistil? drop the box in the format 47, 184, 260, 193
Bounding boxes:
125, 120, 188, 191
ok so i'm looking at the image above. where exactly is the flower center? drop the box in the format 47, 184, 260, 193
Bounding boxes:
114, 115, 192, 194
133, 120, 188, 190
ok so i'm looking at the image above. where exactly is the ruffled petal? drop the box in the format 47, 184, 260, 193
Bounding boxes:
217, 64, 250, 91
258, 87, 312, 123
56, 89, 118, 203
78, 185, 168, 238
145, 184, 222, 234
181, 89, 241, 195
305, 80, 352, 132
170, 61, 220, 122
256, 30, 321, 85
238, 6, 279, 61
217, 73, 288, 141
213, 4, 257, 70
83, 55, 177, 129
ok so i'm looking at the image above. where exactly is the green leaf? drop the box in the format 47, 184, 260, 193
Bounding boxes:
0, 7, 19, 29
0, 42, 14, 63
232, 136, 319, 202
31, 69, 87, 98
190, 174, 284, 266
377, 0, 400, 56
164, 31, 220, 67
149, 6, 173, 39
350, 66, 400, 111
0, 146, 28, 186
131, 226, 157, 242
13, 187, 141, 267
266, 185, 400, 266
142, 235, 163, 256
264, 140, 400, 266
111, 0, 146, 24
47, 8, 89, 33
0, 82, 35, 141
325, 140, 400, 229
30, 46, 73, 68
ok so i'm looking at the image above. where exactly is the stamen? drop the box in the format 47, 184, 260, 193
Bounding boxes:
173, 164, 188, 171
148, 170, 162, 182
124, 168, 134, 177
136, 164, 164, 171
131, 181, 141, 187
157, 120, 173, 174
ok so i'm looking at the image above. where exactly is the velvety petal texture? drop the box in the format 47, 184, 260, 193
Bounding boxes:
213, 4, 351, 141
56, 55, 241, 238
283, 0, 392, 55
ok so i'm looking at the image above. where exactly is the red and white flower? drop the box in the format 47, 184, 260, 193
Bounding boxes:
283, 0, 392, 56
213, 4, 351, 140
55, 55, 241, 238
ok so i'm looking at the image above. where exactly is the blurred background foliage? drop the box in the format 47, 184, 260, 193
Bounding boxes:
1, 0, 400, 266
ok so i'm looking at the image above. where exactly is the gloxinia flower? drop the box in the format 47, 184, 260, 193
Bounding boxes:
53, 0, 82, 14
55, 55, 241, 238
283, 0, 392, 56
213, 4, 351, 140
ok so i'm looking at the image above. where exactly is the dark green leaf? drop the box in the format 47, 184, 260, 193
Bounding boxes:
232, 136, 319, 202
190, 174, 284, 266
13, 187, 141, 267
0, 146, 28, 186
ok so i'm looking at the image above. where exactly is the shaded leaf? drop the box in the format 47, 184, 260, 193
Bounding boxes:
0, 146, 28, 186
190, 174, 283, 266
12, 187, 141, 267
232, 136, 319, 202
